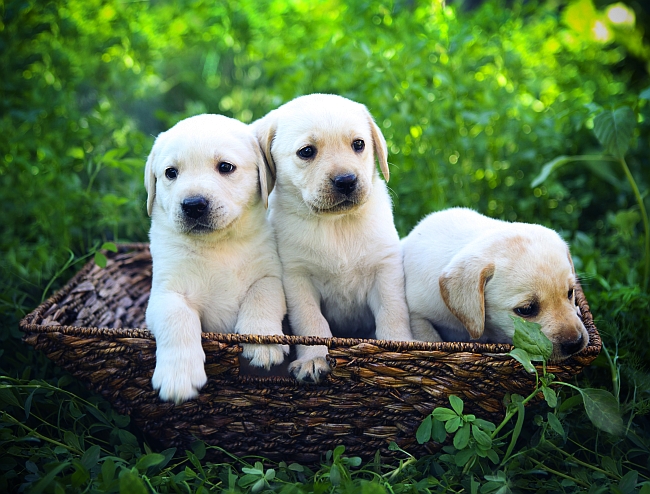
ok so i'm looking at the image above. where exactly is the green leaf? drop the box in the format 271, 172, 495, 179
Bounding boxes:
101, 458, 116, 484
449, 395, 464, 415
639, 483, 650, 494
531, 155, 575, 187
453, 422, 471, 450
94, 252, 107, 268
445, 416, 461, 433
416, 415, 432, 444
101, 241, 118, 252
30, 462, 71, 494
81, 445, 101, 471
135, 453, 166, 472
473, 418, 496, 432
509, 348, 536, 374
547, 412, 565, 437
542, 386, 558, 408
432, 417, 447, 443
119, 469, 148, 494
579, 388, 624, 435
593, 107, 636, 159
191, 440, 206, 461
472, 424, 492, 449
618, 470, 638, 494
432, 407, 458, 422
455, 448, 475, 467
330, 464, 341, 486
511, 316, 552, 361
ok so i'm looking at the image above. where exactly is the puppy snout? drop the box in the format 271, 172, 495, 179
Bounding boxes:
181, 196, 209, 219
332, 174, 357, 195
559, 332, 586, 357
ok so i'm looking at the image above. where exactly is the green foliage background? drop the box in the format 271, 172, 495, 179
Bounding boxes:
1, 0, 649, 491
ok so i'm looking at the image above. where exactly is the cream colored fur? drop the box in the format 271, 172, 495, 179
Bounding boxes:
145, 114, 287, 403
252, 94, 412, 382
402, 207, 588, 361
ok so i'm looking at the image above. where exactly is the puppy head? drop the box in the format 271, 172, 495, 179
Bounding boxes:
440, 226, 588, 360
144, 114, 273, 234
252, 93, 388, 215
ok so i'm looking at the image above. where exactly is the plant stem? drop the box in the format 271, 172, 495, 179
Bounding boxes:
619, 156, 650, 290
544, 442, 619, 479
491, 390, 539, 438
2, 411, 83, 455
528, 458, 589, 488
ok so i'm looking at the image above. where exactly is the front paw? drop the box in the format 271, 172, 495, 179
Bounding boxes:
152, 350, 207, 404
289, 356, 331, 383
241, 343, 289, 370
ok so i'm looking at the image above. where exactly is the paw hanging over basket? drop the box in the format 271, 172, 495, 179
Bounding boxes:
20, 244, 601, 463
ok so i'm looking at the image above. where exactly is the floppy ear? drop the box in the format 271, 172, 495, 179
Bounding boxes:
252, 116, 277, 208
144, 147, 156, 217
366, 111, 389, 182
256, 144, 275, 209
439, 255, 495, 340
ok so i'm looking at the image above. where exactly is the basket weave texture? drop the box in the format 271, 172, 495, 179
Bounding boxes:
21, 244, 601, 463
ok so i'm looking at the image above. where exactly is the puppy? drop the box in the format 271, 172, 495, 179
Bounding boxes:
401, 208, 588, 361
252, 94, 412, 383
145, 114, 288, 403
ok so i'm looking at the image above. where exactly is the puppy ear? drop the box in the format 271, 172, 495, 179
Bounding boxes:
439, 256, 495, 339
256, 144, 275, 209
366, 111, 389, 182
252, 116, 277, 208
144, 147, 156, 217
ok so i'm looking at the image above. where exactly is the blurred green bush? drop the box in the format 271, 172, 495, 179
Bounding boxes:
1, 0, 648, 351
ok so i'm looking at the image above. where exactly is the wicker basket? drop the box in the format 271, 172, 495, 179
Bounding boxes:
20, 243, 601, 463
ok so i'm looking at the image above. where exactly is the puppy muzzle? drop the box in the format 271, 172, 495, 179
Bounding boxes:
178, 195, 218, 234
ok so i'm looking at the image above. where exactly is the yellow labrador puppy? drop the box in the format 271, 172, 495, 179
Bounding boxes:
401, 207, 588, 361
253, 94, 412, 383
145, 114, 288, 403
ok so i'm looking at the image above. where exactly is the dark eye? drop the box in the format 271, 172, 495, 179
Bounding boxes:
218, 162, 236, 174
297, 146, 316, 160
514, 303, 539, 318
352, 139, 365, 152
568, 288, 574, 300
165, 167, 178, 180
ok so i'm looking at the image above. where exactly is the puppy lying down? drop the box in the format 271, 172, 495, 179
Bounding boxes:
402, 208, 588, 361
145, 114, 287, 403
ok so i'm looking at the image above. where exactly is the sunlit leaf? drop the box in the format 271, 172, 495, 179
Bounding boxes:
531, 155, 574, 188
511, 316, 552, 361
593, 107, 636, 159
449, 395, 464, 415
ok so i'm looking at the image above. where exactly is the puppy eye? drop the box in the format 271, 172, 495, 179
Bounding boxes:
297, 146, 316, 160
218, 162, 236, 174
568, 288, 574, 300
165, 167, 178, 180
514, 303, 539, 318
352, 139, 365, 152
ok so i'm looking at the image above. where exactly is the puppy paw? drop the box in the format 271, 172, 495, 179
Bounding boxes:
152, 351, 207, 404
241, 343, 289, 370
289, 357, 331, 383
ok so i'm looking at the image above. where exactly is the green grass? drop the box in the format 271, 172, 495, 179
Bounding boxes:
1, 0, 649, 491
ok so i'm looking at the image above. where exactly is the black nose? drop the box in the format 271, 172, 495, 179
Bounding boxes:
332, 174, 357, 195
560, 333, 586, 357
181, 196, 209, 219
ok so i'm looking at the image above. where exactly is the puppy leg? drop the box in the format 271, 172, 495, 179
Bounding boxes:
410, 315, 443, 342
147, 291, 207, 404
369, 256, 413, 341
236, 276, 289, 369
284, 274, 331, 383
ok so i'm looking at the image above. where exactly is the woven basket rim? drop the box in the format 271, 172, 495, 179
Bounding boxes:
19, 242, 602, 360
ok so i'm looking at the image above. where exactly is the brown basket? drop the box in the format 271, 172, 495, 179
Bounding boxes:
20, 243, 601, 463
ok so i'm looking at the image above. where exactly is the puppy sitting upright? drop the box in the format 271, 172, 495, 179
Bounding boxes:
401, 207, 588, 361
253, 94, 412, 383
145, 114, 288, 404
